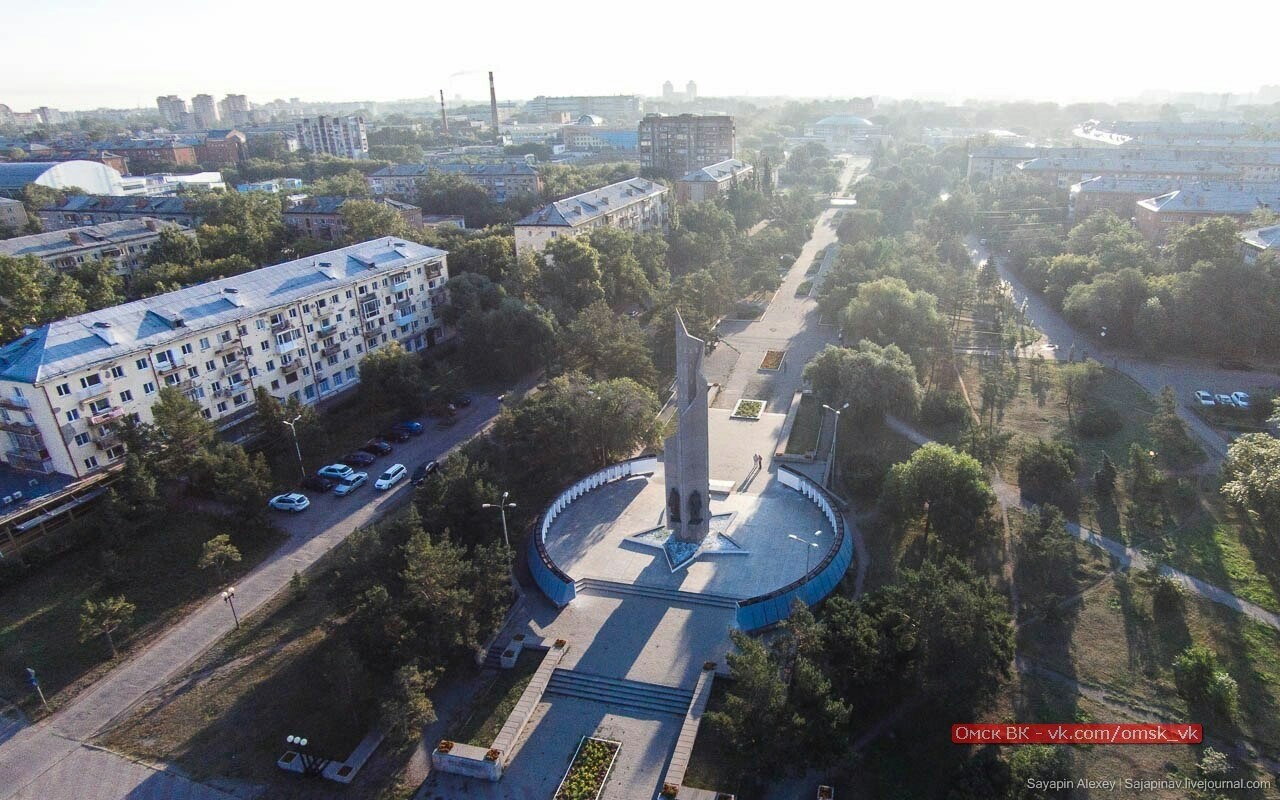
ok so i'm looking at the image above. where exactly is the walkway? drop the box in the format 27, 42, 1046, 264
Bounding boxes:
0, 390, 520, 800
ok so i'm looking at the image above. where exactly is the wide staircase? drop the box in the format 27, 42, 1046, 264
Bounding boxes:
575, 577, 739, 610
545, 668, 694, 717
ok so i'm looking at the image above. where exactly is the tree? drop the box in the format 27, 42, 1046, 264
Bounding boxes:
1093, 452, 1118, 499
882, 443, 996, 551
149, 387, 215, 474
1016, 439, 1078, 510
145, 227, 202, 267
358, 342, 429, 414
197, 534, 242, 580
1058, 360, 1099, 428
1166, 217, 1242, 273
1148, 386, 1201, 465
308, 168, 371, 198
198, 442, 273, 517
1008, 746, 1071, 799
540, 236, 605, 316
78, 595, 136, 657
413, 452, 503, 545
457, 296, 558, 380
1017, 505, 1076, 612
840, 277, 947, 367
379, 664, 438, 743
704, 631, 794, 783
399, 529, 480, 655
1173, 645, 1239, 721
564, 301, 658, 388
338, 199, 411, 242
1221, 433, 1280, 529
803, 341, 922, 424
0, 255, 50, 339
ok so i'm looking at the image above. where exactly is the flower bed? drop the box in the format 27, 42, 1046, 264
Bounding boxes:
554, 737, 620, 800
759, 350, 785, 370
731, 399, 764, 420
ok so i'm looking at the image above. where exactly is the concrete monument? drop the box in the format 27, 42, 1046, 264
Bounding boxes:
664, 313, 711, 546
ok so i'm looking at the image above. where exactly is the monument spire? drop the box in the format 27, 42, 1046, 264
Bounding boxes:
664, 311, 711, 545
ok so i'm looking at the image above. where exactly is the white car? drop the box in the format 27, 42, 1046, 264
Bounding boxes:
1193, 390, 1216, 407
318, 463, 354, 481
1231, 391, 1251, 409
333, 472, 368, 496
374, 463, 407, 490
269, 493, 310, 513
1216, 394, 1236, 408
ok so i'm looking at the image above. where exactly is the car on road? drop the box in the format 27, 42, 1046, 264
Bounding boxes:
412, 460, 438, 486
1193, 390, 1216, 407
341, 451, 377, 467
392, 420, 424, 436
318, 463, 355, 481
269, 493, 310, 512
333, 472, 368, 496
380, 428, 411, 443
300, 475, 335, 493
1216, 394, 1236, 408
1231, 391, 1251, 409
361, 438, 394, 456
374, 463, 407, 490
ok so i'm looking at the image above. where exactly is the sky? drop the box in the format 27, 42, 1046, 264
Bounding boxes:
3, 0, 1275, 111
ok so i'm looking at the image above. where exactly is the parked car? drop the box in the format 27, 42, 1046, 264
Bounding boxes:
269, 493, 310, 513
300, 475, 335, 493
380, 428, 411, 443
1231, 391, 1251, 409
412, 460, 438, 486
318, 463, 354, 480
342, 451, 377, 467
361, 439, 394, 456
1216, 394, 1236, 408
392, 420, 424, 436
375, 463, 407, 490
333, 472, 368, 496
1193, 390, 1216, 407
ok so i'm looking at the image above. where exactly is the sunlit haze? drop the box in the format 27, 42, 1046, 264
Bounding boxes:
5, 0, 1275, 109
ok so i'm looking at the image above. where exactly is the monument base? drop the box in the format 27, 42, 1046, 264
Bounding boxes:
623, 511, 748, 572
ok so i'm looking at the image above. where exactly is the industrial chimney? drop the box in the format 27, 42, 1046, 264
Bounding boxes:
488, 71, 500, 143
439, 89, 449, 135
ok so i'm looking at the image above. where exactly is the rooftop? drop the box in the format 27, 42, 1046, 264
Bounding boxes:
0, 218, 186, 260
1137, 183, 1280, 215
1240, 225, 1280, 252
678, 158, 753, 183
371, 161, 538, 178
814, 115, 875, 128
284, 196, 421, 216
515, 178, 666, 228
43, 195, 196, 216
1071, 176, 1183, 195
0, 162, 74, 190
1019, 157, 1237, 177
0, 237, 446, 384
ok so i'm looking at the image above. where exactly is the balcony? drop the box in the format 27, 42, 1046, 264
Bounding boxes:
391, 274, 411, 291
89, 406, 126, 426
315, 323, 337, 339
321, 343, 341, 358
6, 450, 54, 473
0, 418, 39, 435
155, 357, 185, 374
216, 381, 249, 398
359, 302, 381, 320
77, 382, 112, 404
95, 431, 123, 451
270, 319, 293, 334
0, 395, 31, 411
280, 359, 303, 374
215, 338, 243, 354
362, 328, 381, 342
394, 312, 414, 328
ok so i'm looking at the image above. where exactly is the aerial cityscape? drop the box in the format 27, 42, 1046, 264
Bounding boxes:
1, 4, 1280, 799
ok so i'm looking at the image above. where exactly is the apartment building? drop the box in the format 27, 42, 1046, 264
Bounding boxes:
638, 114, 735, 177
1018, 156, 1238, 189
0, 197, 28, 232
295, 116, 369, 160
195, 130, 247, 167
1240, 225, 1280, 264
561, 116, 639, 152
0, 219, 192, 276
0, 238, 450, 479
104, 139, 199, 167
284, 197, 423, 241
1068, 176, 1181, 221
514, 177, 667, 257
368, 161, 543, 202
675, 159, 753, 204
524, 95, 643, 123
39, 196, 200, 231
1135, 183, 1280, 243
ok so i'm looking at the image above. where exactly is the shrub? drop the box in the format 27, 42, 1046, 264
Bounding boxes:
1017, 440, 1079, 510
1173, 645, 1239, 721
1076, 403, 1122, 438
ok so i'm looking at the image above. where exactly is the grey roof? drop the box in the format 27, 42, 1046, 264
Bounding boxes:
1071, 176, 1182, 195
515, 178, 666, 228
0, 237, 446, 384
0, 218, 185, 260
0, 197, 22, 207
1240, 225, 1280, 252
285, 196, 421, 215
0, 163, 63, 190
1019, 157, 1237, 177
678, 158, 752, 183
43, 195, 196, 216
371, 162, 538, 178
814, 115, 874, 128
1137, 183, 1280, 215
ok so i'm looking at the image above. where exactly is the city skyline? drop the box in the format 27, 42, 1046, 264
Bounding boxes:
3, 0, 1275, 112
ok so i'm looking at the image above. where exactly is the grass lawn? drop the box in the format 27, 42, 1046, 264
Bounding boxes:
794, 280, 814, 297
784, 393, 822, 455
0, 512, 283, 714
450, 650, 540, 747
682, 680, 745, 797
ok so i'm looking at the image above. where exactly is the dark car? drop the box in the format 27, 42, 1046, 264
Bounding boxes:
300, 474, 335, 493
361, 439, 394, 456
380, 428, 411, 443
342, 450, 377, 467
392, 420, 424, 436
411, 460, 439, 486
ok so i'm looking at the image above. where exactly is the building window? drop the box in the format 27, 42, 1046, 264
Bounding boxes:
216, 402, 227, 413
119, 390, 133, 403
89, 398, 111, 414
84, 456, 99, 470
233, 393, 248, 406
56, 383, 71, 396
66, 409, 80, 422
200, 337, 211, 350
256, 319, 266, 330
260, 340, 270, 350
79, 374, 103, 389
304, 385, 316, 399
202, 409, 212, 419
74, 433, 91, 446
110, 366, 125, 379
136, 358, 148, 370
106, 445, 125, 460
143, 381, 156, 395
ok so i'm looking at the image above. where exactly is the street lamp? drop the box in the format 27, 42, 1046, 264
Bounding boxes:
821, 403, 850, 491
481, 491, 517, 549
788, 532, 821, 574
220, 586, 240, 629
286, 734, 328, 777
281, 414, 305, 480
586, 391, 609, 467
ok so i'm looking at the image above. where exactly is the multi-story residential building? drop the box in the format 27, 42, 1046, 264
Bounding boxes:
561, 116, 640, 152
99, 139, 199, 167
1240, 225, 1280, 264
237, 178, 304, 194
195, 130, 246, 166
155, 95, 188, 128
524, 95, 643, 123
368, 162, 542, 202
118, 172, 226, 197
514, 177, 667, 257
638, 114, 735, 177
295, 116, 369, 160
1134, 183, 1280, 243
1068, 176, 1181, 222
676, 159, 753, 204
0, 237, 450, 478
0, 219, 193, 276
39, 196, 201, 231
284, 197, 423, 242
1018, 156, 1238, 189
191, 94, 220, 129
219, 94, 250, 127
0, 197, 29, 232
0, 161, 125, 199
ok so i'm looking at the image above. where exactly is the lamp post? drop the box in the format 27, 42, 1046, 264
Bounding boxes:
286, 734, 329, 777
822, 402, 850, 491
481, 491, 517, 549
220, 586, 240, 629
586, 391, 608, 468
25, 667, 48, 710
787, 533, 821, 574
282, 414, 305, 480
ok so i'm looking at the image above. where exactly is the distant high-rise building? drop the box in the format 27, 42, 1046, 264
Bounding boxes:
639, 113, 736, 177
295, 115, 369, 160
155, 95, 187, 127
219, 94, 250, 126
35, 107, 67, 125
191, 94, 219, 129
524, 95, 643, 123
686, 81, 697, 102
663, 81, 675, 100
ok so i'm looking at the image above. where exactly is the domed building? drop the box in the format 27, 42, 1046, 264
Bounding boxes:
808, 114, 890, 151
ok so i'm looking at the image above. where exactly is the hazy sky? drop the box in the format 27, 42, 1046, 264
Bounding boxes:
3, 0, 1274, 111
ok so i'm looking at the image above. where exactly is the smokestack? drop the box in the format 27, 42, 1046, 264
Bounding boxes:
439, 89, 449, 135
488, 71, 500, 143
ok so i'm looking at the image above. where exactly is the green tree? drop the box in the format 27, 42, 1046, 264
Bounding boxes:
1221, 433, 1280, 529
1017, 505, 1076, 612
198, 442, 273, 516
1016, 439, 1079, 510
197, 534, 242, 580
149, 387, 215, 474
145, 227, 202, 267
704, 631, 794, 784
457, 296, 558, 380
358, 342, 429, 413
840, 276, 947, 366
540, 236, 605, 316
379, 664, 438, 743
564, 300, 658, 388
0, 255, 49, 339
882, 443, 996, 551
1093, 452, 1118, 499
78, 595, 136, 657
1173, 645, 1240, 721
1166, 217, 1242, 273
1008, 746, 1071, 799
308, 168, 371, 198
1148, 385, 1201, 465
803, 341, 922, 424
339, 199, 411, 242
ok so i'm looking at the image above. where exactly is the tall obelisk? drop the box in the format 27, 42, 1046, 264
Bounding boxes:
664, 311, 711, 544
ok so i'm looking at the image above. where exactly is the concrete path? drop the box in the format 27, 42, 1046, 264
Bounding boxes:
0, 391, 519, 800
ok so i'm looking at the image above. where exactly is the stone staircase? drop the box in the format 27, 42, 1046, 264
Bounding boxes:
575, 577, 740, 610
481, 641, 507, 670
545, 669, 694, 717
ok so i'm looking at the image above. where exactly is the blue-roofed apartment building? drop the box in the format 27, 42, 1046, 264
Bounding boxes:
0, 237, 450, 479
513, 177, 667, 257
